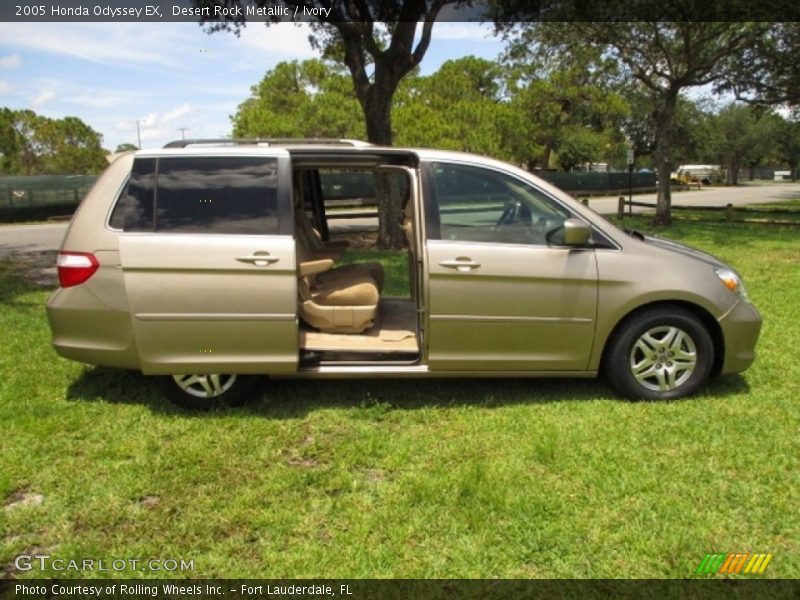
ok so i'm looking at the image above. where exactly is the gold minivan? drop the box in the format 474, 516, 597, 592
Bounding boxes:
46, 140, 761, 408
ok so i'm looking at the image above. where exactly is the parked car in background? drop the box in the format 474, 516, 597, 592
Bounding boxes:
47, 139, 761, 409
672, 164, 723, 185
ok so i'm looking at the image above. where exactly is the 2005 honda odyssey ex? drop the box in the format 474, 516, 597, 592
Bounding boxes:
46, 139, 762, 408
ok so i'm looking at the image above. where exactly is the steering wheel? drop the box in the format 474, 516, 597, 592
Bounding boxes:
495, 201, 521, 228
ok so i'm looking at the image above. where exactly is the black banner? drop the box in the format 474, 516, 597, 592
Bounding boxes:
2, 579, 800, 600
2, 0, 800, 23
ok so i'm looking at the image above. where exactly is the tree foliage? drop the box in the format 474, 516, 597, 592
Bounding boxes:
775, 117, 800, 181
704, 104, 779, 184
721, 22, 800, 107
502, 44, 629, 171
0, 108, 108, 176
234, 56, 629, 174
232, 59, 364, 139
233, 51, 799, 194
394, 57, 513, 160
498, 21, 773, 225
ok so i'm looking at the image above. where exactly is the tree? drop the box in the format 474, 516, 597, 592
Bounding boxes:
394, 57, 513, 160
706, 104, 779, 185
0, 108, 20, 174
115, 143, 139, 152
0, 108, 107, 175
620, 88, 716, 169
197, 0, 462, 248
501, 38, 628, 171
498, 22, 771, 225
722, 22, 800, 107
232, 59, 363, 139
775, 116, 800, 181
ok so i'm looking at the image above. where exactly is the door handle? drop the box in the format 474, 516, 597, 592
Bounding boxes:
236, 252, 280, 266
438, 257, 481, 272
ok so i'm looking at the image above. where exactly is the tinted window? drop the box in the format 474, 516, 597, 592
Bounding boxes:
430, 163, 571, 245
155, 157, 279, 234
109, 158, 155, 231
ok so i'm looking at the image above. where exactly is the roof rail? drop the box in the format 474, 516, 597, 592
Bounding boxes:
163, 138, 373, 149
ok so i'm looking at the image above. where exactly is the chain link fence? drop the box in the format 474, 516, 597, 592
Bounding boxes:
0, 175, 98, 222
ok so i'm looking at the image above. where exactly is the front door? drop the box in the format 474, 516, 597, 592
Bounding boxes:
115, 152, 298, 375
424, 161, 598, 371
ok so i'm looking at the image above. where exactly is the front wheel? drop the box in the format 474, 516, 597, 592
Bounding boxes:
158, 373, 257, 410
604, 307, 714, 401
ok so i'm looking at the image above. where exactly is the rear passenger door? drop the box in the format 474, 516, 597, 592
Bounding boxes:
113, 151, 297, 375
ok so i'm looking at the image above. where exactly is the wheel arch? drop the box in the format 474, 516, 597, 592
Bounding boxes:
598, 300, 725, 378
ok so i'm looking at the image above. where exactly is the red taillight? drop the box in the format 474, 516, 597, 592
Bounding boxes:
57, 252, 99, 288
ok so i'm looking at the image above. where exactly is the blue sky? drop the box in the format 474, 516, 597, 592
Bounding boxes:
0, 22, 506, 151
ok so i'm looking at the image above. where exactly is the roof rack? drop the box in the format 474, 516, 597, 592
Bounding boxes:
163, 138, 373, 149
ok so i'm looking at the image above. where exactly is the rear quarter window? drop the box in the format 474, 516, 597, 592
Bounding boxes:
109, 158, 155, 231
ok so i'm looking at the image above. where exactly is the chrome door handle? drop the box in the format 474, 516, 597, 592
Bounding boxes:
236, 252, 280, 266
439, 257, 481, 272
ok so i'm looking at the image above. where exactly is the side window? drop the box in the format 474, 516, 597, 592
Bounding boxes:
109, 158, 155, 231
156, 157, 279, 234
110, 156, 280, 234
429, 162, 571, 245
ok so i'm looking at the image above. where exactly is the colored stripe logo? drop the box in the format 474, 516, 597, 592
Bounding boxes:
696, 553, 773, 575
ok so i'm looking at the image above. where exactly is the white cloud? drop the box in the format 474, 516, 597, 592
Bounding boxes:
65, 93, 124, 109
0, 23, 194, 68
139, 111, 160, 127
0, 80, 12, 94
235, 22, 315, 57
0, 22, 318, 75
32, 90, 56, 108
163, 103, 193, 123
429, 22, 497, 41
127, 104, 206, 144
0, 53, 22, 69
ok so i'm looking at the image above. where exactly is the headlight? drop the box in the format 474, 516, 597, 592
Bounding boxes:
715, 268, 749, 302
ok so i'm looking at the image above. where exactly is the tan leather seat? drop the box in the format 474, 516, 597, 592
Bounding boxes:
297, 255, 379, 334
294, 192, 384, 289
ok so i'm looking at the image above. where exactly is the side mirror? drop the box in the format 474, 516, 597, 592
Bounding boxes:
563, 218, 591, 246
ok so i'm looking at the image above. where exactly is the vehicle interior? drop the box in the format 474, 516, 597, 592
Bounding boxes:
290, 153, 421, 366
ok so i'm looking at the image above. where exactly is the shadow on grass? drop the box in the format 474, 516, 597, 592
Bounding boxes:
0, 253, 58, 306
65, 365, 751, 419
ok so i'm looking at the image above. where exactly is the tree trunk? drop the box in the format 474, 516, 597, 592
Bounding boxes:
727, 160, 740, 185
363, 83, 406, 249
652, 91, 678, 227
541, 144, 552, 170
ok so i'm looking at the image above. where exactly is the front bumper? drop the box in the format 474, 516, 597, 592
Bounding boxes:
718, 299, 762, 375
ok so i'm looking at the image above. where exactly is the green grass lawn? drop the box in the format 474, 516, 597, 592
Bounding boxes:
1, 218, 799, 580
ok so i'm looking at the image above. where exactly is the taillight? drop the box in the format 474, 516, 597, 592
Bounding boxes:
57, 252, 99, 288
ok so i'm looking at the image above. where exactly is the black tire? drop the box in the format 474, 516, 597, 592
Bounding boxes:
157, 374, 258, 410
604, 307, 714, 401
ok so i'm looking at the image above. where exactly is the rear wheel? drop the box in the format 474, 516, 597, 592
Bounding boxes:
158, 374, 257, 410
605, 307, 713, 400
